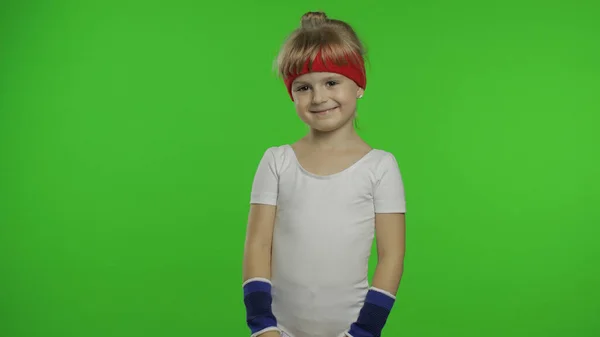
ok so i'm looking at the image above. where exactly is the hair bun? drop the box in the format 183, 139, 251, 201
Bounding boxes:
301, 11, 328, 29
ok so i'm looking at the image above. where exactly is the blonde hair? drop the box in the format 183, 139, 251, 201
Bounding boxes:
275, 12, 367, 79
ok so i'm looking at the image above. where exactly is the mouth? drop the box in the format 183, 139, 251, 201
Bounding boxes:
310, 106, 339, 115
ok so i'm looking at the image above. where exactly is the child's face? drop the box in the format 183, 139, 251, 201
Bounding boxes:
290, 72, 364, 132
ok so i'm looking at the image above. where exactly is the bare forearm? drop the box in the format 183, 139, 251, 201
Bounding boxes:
371, 255, 404, 296
243, 243, 272, 281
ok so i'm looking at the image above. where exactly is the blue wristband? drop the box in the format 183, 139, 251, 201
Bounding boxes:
347, 287, 396, 337
243, 278, 279, 337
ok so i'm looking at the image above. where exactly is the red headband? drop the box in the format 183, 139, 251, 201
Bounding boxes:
283, 50, 367, 101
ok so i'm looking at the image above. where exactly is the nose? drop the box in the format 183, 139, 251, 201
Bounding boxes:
311, 87, 327, 104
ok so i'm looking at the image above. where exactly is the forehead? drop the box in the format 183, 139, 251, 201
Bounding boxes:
293, 72, 345, 84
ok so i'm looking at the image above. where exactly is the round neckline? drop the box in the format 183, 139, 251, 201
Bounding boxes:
285, 144, 376, 179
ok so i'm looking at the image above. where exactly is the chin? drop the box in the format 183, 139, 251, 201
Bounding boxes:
307, 119, 352, 132
310, 124, 339, 132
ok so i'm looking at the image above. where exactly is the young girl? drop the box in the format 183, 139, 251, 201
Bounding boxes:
242, 11, 407, 337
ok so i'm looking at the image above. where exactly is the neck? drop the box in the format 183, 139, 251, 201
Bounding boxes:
304, 121, 363, 151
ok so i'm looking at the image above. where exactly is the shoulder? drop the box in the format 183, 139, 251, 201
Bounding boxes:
258, 144, 292, 162
254, 144, 295, 174
364, 149, 403, 185
365, 149, 400, 170
345, 148, 401, 185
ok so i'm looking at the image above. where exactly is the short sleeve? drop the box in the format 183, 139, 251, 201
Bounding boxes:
373, 153, 407, 213
250, 147, 279, 205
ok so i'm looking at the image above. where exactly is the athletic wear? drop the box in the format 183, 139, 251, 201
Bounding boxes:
250, 145, 406, 337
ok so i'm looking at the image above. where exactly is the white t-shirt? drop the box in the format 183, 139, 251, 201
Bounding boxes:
250, 144, 406, 337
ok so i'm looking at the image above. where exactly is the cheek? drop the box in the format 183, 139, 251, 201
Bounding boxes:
338, 96, 357, 110
293, 98, 310, 112
333, 89, 356, 105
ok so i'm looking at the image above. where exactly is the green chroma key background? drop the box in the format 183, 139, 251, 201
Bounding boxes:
1, 0, 598, 336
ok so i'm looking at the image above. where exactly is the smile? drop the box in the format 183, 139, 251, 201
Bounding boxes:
310, 107, 339, 114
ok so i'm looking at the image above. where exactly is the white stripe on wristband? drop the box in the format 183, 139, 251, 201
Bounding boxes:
242, 277, 272, 287
370, 286, 396, 300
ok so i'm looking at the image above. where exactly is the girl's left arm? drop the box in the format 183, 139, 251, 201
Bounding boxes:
371, 212, 406, 295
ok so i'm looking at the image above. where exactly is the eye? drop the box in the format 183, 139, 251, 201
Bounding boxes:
295, 85, 309, 92
326, 80, 338, 87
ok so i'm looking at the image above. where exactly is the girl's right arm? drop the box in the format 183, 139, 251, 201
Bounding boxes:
243, 203, 276, 281
243, 147, 280, 337
242, 203, 280, 337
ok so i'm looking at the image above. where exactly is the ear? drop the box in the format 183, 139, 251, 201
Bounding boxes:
357, 87, 365, 99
